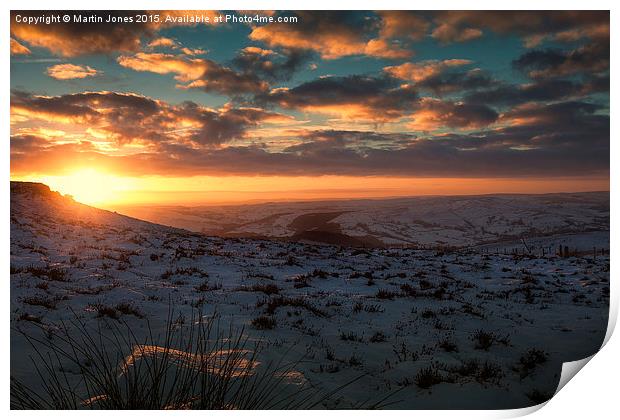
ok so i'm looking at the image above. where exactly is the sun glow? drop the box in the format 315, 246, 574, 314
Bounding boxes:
11, 171, 610, 208
30, 169, 138, 206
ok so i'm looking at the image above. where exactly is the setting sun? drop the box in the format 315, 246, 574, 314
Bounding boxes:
29, 169, 137, 206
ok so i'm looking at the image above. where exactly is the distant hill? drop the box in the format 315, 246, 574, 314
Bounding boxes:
111, 191, 610, 249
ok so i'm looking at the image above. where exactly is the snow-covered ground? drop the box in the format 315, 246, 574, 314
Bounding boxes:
113, 192, 609, 250
10, 182, 609, 409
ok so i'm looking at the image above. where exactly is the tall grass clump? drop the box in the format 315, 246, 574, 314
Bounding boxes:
11, 307, 359, 409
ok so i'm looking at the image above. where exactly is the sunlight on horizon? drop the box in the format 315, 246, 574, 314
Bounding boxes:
10, 170, 610, 208
16, 168, 139, 206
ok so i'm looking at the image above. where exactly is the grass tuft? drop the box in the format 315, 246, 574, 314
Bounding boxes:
11, 307, 362, 409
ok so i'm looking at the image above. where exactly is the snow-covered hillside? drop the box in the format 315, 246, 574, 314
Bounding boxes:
113, 192, 609, 249
11, 182, 609, 409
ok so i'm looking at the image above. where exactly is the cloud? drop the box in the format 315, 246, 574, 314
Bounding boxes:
285, 129, 418, 152
416, 69, 495, 95
377, 11, 430, 41
249, 11, 412, 59
384, 59, 472, 83
147, 37, 179, 49
552, 24, 610, 44
430, 11, 609, 47
10, 38, 31, 55
383, 59, 498, 96
11, 90, 292, 147
46, 63, 100, 80
259, 73, 498, 129
259, 75, 418, 121
11, 11, 155, 57
500, 101, 607, 132
146, 36, 207, 56
385, 60, 498, 95
117, 52, 208, 82
232, 47, 313, 82
465, 76, 609, 107
513, 41, 609, 79
431, 24, 482, 43
117, 52, 268, 95
409, 98, 499, 130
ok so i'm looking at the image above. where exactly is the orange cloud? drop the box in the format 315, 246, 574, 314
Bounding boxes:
117, 52, 268, 95
146, 37, 206, 56
384, 59, 472, 83
11, 11, 153, 57
553, 24, 610, 43
363, 39, 412, 59
241, 46, 275, 56
117, 52, 207, 83
524, 22, 610, 48
377, 11, 430, 40
10, 38, 31, 55
249, 12, 411, 59
431, 24, 483, 43
147, 37, 179, 49
252, 28, 410, 60
180, 47, 207, 56
46, 63, 100, 80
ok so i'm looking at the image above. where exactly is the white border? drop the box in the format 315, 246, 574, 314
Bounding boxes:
3, 1, 617, 418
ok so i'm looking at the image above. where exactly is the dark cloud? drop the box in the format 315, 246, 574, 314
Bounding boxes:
11, 90, 291, 146
410, 98, 499, 130
259, 75, 418, 121
11, 134, 52, 154
416, 68, 495, 95
11, 90, 159, 126
501, 101, 608, 137
232, 47, 314, 83
194, 61, 268, 96
431, 11, 609, 46
286, 129, 417, 152
513, 41, 609, 79
465, 76, 609, 107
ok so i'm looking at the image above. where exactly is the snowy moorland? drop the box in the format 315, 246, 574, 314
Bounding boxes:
114, 192, 609, 249
10, 182, 609, 409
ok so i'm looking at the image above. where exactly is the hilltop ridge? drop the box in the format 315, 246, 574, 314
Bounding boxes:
10, 181, 184, 235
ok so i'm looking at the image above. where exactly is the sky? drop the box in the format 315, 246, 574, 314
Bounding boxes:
10, 10, 610, 206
